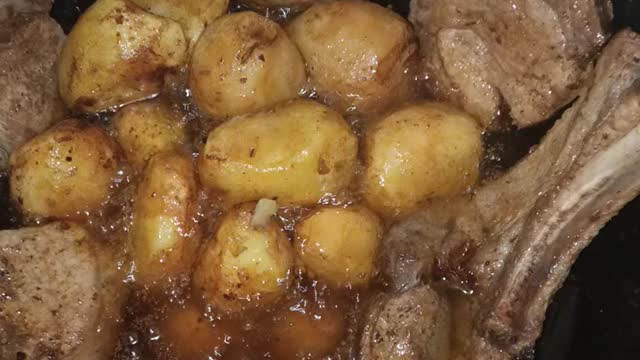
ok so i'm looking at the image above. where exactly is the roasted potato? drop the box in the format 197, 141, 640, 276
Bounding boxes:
190, 12, 306, 120
287, 0, 417, 115
113, 99, 186, 171
10, 120, 119, 220
58, 0, 187, 112
270, 305, 346, 359
294, 206, 382, 287
363, 102, 482, 217
159, 303, 229, 359
199, 99, 358, 205
130, 0, 228, 47
131, 152, 198, 285
193, 202, 294, 313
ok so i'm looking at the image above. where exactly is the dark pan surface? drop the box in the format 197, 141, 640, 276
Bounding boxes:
1, 0, 637, 359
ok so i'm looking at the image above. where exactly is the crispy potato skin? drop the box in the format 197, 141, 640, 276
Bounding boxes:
130, 0, 228, 47
294, 205, 382, 287
113, 99, 186, 171
192, 202, 294, 313
190, 12, 306, 120
58, 0, 187, 112
131, 152, 198, 285
199, 99, 358, 205
9, 119, 120, 220
287, 0, 418, 115
362, 102, 483, 217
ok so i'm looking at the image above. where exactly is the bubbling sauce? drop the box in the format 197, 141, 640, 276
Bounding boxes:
0, 2, 550, 359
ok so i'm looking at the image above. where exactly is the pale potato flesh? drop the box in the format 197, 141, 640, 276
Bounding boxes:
199, 99, 358, 205
295, 206, 382, 287
190, 12, 306, 120
287, 0, 417, 115
131, 151, 198, 285
9, 120, 119, 220
58, 0, 187, 112
363, 102, 483, 217
113, 99, 187, 171
192, 203, 294, 313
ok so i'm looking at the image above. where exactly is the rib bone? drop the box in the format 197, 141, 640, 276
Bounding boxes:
370, 29, 640, 359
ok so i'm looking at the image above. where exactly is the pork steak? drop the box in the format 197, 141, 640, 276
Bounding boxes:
409, 0, 612, 128
0, 222, 125, 360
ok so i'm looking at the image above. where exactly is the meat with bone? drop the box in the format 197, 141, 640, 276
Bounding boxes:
409, 0, 612, 128
369, 29, 640, 359
0, 4, 65, 169
0, 222, 126, 360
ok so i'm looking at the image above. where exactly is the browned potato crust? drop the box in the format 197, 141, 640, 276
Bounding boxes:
193, 202, 294, 313
10, 120, 120, 220
287, 0, 417, 115
113, 99, 186, 171
199, 99, 358, 205
130, 0, 228, 47
58, 0, 187, 112
362, 102, 482, 217
131, 151, 198, 285
190, 12, 306, 120
294, 206, 382, 287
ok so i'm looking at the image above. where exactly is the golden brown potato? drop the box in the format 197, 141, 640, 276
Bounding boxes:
363, 102, 482, 217
295, 206, 382, 287
131, 152, 198, 285
130, 0, 228, 47
193, 202, 294, 313
113, 99, 186, 171
270, 305, 346, 359
159, 303, 229, 360
58, 0, 187, 112
10, 120, 119, 220
199, 99, 358, 205
287, 0, 417, 115
190, 12, 306, 120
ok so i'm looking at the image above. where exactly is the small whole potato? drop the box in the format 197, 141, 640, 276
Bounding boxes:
130, 0, 228, 46
10, 120, 119, 220
294, 206, 382, 288
159, 303, 230, 359
270, 305, 346, 359
199, 99, 358, 205
190, 12, 306, 120
58, 0, 187, 112
193, 202, 294, 313
131, 152, 198, 285
287, 0, 417, 115
363, 102, 482, 217
113, 99, 187, 171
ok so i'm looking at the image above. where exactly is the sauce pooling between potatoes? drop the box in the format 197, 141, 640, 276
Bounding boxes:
3, 0, 497, 359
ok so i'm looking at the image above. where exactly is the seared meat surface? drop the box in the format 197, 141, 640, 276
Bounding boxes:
0, 2, 65, 168
0, 222, 125, 360
409, 0, 612, 128
372, 30, 640, 359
